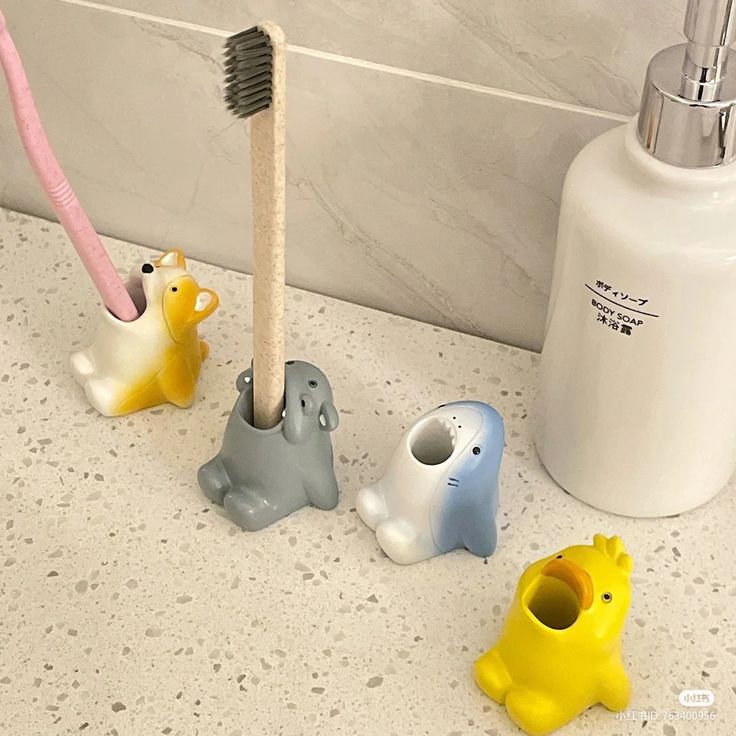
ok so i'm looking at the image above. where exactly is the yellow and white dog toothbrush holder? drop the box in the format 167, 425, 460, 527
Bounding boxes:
70, 250, 219, 417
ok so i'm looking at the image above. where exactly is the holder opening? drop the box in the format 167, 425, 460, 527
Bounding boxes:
411, 418, 456, 465
104, 275, 147, 322
527, 577, 580, 630
126, 275, 147, 316
235, 375, 285, 433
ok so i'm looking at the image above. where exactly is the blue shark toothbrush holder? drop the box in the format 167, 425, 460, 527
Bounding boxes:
356, 401, 504, 564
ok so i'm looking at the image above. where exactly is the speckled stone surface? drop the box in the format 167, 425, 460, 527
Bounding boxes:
1, 208, 734, 735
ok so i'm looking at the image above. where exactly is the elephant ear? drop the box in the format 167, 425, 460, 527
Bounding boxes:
236, 368, 253, 393
319, 401, 339, 432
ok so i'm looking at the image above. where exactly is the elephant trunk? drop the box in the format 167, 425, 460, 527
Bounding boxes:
284, 383, 314, 444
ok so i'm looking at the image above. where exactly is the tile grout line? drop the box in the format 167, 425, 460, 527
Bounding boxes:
55, 0, 630, 123
291, 45, 631, 122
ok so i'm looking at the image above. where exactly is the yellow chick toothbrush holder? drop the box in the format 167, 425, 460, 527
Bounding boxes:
474, 534, 634, 736
71, 250, 219, 417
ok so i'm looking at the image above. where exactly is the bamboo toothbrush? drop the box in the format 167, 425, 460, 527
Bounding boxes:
0, 10, 138, 322
224, 23, 286, 429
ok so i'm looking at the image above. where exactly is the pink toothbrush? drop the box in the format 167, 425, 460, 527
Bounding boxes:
0, 11, 138, 321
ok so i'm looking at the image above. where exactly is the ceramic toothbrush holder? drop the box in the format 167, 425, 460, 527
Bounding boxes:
70, 250, 219, 416
198, 360, 340, 531
356, 401, 504, 565
474, 534, 634, 736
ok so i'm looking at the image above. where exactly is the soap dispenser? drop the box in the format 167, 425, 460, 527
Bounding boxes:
536, 0, 736, 517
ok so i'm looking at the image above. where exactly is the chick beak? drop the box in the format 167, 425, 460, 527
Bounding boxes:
541, 558, 594, 610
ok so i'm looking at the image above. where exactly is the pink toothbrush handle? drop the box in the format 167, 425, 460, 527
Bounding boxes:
0, 12, 138, 321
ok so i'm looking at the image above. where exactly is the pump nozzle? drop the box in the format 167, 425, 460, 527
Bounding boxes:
682, 0, 736, 99
638, 0, 736, 167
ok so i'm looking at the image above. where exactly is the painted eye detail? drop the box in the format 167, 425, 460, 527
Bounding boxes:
308, 379, 318, 388
556, 554, 563, 559
601, 592, 613, 603
171, 286, 178, 292
472, 446, 481, 455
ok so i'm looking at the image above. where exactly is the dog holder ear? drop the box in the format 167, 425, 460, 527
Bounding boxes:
155, 249, 187, 268
69, 252, 219, 416
355, 401, 504, 565
198, 360, 340, 531
474, 535, 634, 734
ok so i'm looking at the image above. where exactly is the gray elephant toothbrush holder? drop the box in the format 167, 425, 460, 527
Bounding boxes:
198, 360, 340, 531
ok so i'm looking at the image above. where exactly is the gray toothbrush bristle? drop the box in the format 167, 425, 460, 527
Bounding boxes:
224, 25, 273, 119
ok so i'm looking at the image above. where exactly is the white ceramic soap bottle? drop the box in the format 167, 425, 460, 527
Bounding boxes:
536, 0, 736, 517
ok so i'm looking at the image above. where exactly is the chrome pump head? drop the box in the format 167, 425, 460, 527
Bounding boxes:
638, 0, 736, 167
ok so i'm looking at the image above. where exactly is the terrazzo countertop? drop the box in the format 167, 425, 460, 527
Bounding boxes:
1, 207, 734, 736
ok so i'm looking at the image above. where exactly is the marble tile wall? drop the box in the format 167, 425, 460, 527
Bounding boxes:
91, 0, 683, 114
0, 0, 654, 349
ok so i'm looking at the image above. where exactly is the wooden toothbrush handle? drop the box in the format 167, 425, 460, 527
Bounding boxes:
250, 25, 286, 429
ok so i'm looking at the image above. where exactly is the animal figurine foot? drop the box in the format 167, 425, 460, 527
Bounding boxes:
504, 688, 570, 736
355, 483, 387, 528
474, 534, 634, 735
222, 486, 291, 532
71, 250, 219, 416
474, 647, 511, 703
198, 457, 231, 505
356, 401, 504, 564
374, 518, 436, 565
198, 361, 340, 531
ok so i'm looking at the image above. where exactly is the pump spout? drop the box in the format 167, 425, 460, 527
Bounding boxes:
681, 0, 736, 100
637, 0, 736, 166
